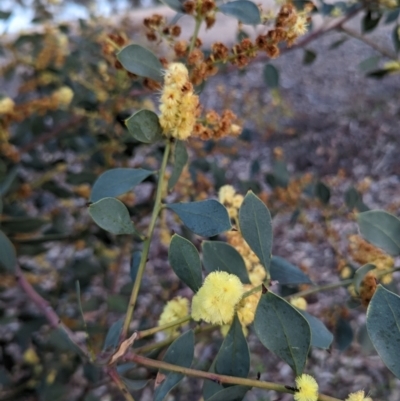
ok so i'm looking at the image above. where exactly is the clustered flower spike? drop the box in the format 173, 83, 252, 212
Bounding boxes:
236, 284, 262, 326
159, 62, 199, 140
158, 296, 189, 336
345, 390, 373, 401
191, 271, 244, 325
294, 374, 319, 401
218, 184, 244, 220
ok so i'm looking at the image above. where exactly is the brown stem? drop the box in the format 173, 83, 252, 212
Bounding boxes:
108, 368, 136, 401
339, 25, 398, 60
125, 352, 343, 401
19, 116, 85, 154
15, 264, 88, 357
281, 5, 364, 55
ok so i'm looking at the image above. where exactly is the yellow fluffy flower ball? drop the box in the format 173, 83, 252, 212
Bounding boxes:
191, 271, 244, 325
290, 297, 308, 311
345, 391, 372, 401
218, 185, 236, 204
158, 296, 189, 336
294, 374, 319, 401
218, 185, 244, 220
0, 97, 15, 114
51, 86, 74, 108
159, 62, 199, 140
237, 285, 261, 326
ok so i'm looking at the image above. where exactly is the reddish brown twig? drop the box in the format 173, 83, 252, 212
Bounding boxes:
15, 263, 88, 356
281, 5, 364, 55
108, 367, 136, 401
20, 115, 85, 155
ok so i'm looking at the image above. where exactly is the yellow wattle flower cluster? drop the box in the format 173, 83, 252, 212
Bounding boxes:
379, 0, 398, 8
0, 97, 15, 115
191, 271, 243, 325
348, 234, 394, 284
159, 63, 199, 140
345, 390, 372, 401
236, 285, 261, 326
218, 185, 266, 286
158, 296, 189, 336
51, 86, 74, 109
383, 60, 400, 74
218, 185, 244, 220
294, 374, 319, 401
226, 231, 266, 286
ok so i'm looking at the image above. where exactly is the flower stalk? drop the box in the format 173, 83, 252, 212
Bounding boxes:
125, 352, 343, 401
121, 139, 173, 340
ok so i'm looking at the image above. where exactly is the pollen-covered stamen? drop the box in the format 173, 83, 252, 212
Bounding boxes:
159, 62, 199, 140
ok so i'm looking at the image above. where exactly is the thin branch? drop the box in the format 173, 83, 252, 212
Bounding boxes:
339, 25, 398, 60
133, 324, 217, 355
121, 139, 173, 340
19, 116, 85, 154
108, 368, 136, 401
126, 352, 343, 401
136, 315, 192, 339
281, 6, 364, 55
15, 264, 88, 357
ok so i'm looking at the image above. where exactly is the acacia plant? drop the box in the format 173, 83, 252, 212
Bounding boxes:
1, 0, 400, 400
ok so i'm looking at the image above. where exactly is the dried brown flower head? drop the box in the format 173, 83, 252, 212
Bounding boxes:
171, 25, 182, 37
174, 40, 189, 57
183, 0, 195, 14
188, 49, 204, 65
212, 42, 229, 60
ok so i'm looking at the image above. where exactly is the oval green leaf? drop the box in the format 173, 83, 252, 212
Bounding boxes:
202, 241, 251, 284
1, 217, 48, 234
297, 310, 333, 349
0, 165, 18, 196
161, 0, 185, 12
89, 197, 135, 235
367, 285, 400, 379
169, 234, 203, 292
218, 0, 261, 25
121, 378, 149, 391
353, 263, 376, 294
362, 10, 382, 33
103, 319, 123, 351
215, 315, 250, 378
263, 64, 279, 89
125, 109, 163, 143
270, 256, 312, 285
167, 200, 231, 237
154, 330, 194, 401
0, 230, 16, 272
303, 49, 317, 65
168, 141, 188, 190
239, 191, 272, 272
357, 210, 400, 256
335, 317, 353, 351
315, 181, 330, 204
385, 9, 400, 24
393, 24, 400, 53
117, 44, 163, 81
254, 291, 311, 375
90, 168, 153, 202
